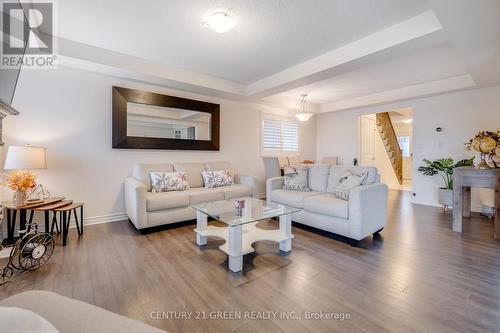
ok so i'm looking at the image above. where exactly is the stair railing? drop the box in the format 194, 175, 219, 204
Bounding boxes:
376, 112, 403, 184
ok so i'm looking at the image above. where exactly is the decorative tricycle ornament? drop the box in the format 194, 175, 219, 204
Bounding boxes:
0, 222, 55, 285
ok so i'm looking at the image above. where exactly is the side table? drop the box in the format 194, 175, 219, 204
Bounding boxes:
31, 200, 73, 234
3, 198, 66, 245
54, 203, 84, 246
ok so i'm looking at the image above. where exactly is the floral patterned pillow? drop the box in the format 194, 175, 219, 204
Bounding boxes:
149, 172, 189, 192
201, 170, 233, 188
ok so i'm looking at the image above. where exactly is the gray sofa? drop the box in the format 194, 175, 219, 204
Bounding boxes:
0, 290, 167, 333
125, 161, 256, 229
267, 164, 388, 244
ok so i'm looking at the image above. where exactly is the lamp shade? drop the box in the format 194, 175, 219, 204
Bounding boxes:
4, 145, 47, 170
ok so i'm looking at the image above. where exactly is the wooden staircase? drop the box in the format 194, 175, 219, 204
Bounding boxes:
376, 112, 403, 184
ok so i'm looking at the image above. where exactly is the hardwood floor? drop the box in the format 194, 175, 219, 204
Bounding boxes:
1, 190, 499, 332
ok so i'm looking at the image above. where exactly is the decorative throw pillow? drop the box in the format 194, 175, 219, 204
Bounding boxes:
201, 170, 233, 188
149, 172, 189, 192
334, 169, 368, 200
283, 166, 310, 191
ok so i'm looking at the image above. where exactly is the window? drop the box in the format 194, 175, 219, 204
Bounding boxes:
262, 115, 300, 154
397, 136, 411, 157
174, 129, 181, 139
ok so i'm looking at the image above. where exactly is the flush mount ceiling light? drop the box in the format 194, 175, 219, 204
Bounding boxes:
296, 94, 314, 122
206, 11, 236, 33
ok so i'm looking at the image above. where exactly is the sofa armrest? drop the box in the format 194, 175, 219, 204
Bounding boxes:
348, 183, 388, 240
0, 290, 166, 333
234, 174, 257, 197
124, 177, 148, 229
266, 177, 284, 203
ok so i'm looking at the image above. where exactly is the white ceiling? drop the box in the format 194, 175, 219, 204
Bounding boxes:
30, 0, 500, 113
271, 43, 467, 104
388, 108, 413, 123
55, 0, 429, 84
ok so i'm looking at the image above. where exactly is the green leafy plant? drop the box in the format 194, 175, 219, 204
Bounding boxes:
417, 157, 474, 190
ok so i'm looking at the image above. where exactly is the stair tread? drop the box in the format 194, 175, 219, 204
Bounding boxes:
376, 112, 403, 184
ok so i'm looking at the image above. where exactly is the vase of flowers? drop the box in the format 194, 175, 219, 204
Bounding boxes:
3, 170, 37, 206
465, 130, 500, 169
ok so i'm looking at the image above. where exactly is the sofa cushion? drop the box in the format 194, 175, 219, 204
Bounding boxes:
326, 166, 378, 193
174, 163, 205, 188
188, 187, 224, 204
0, 306, 60, 333
204, 161, 235, 175
132, 163, 174, 191
307, 164, 330, 192
271, 189, 321, 208
283, 166, 310, 191
223, 184, 252, 199
146, 191, 189, 212
0, 290, 167, 333
303, 194, 349, 219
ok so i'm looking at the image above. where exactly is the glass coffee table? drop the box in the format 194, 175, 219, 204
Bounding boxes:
191, 197, 301, 272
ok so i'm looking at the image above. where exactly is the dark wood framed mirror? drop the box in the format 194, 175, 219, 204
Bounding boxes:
112, 86, 220, 150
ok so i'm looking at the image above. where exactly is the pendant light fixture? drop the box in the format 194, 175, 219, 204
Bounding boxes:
296, 94, 313, 122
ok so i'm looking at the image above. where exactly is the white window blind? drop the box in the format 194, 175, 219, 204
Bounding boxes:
262, 115, 299, 153
263, 118, 282, 150
282, 122, 299, 151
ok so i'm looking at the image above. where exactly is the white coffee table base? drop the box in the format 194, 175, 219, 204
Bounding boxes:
194, 212, 294, 272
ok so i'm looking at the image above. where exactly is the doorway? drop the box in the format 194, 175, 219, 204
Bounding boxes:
359, 108, 413, 191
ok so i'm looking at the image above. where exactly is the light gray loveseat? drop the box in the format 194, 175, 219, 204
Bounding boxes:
0, 290, 167, 333
125, 161, 256, 229
267, 164, 388, 245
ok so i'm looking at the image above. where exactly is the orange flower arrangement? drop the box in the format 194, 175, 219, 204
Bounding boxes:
3, 170, 37, 191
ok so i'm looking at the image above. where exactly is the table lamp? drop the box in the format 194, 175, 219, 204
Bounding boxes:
3, 145, 47, 206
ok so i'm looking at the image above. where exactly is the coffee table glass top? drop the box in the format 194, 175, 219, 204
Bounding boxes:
190, 197, 301, 227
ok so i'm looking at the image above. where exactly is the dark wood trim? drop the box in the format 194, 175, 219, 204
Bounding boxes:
112, 86, 220, 150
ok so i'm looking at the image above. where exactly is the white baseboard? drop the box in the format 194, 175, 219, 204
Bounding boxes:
79, 194, 266, 227
411, 198, 493, 214
411, 198, 442, 208
0, 213, 129, 252
81, 194, 266, 226
83, 213, 128, 226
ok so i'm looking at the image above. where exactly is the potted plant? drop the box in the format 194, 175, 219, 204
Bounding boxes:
417, 157, 474, 206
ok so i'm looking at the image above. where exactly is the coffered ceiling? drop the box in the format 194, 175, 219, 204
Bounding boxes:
32, 0, 500, 113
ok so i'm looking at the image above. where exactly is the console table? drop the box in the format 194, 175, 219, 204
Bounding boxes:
452, 167, 500, 239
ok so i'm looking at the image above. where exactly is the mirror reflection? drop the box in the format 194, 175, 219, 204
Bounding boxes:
126, 102, 212, 140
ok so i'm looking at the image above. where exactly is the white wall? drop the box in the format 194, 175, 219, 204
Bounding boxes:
317, 85, 500, 211
3, 66, 316, 223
